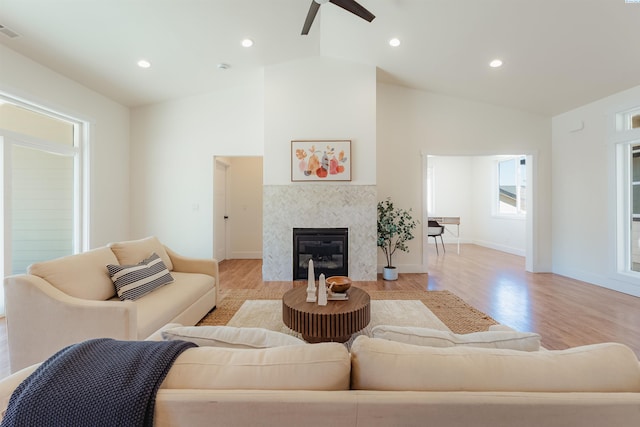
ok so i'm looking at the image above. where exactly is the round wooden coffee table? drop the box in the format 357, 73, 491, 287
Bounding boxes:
282, 286, 370, 343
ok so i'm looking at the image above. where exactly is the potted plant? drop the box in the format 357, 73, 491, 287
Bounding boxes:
377, 198, 418, 280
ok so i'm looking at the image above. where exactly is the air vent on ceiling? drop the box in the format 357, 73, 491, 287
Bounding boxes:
0, 24, 20, 39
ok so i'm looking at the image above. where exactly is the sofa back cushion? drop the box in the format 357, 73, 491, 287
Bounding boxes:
371, 325, 541, 351
109, 236, 173, 271
161, 343, 351, 391
162, 326, 305, 348
350, 335, 640, 392
27, 247, 118, 300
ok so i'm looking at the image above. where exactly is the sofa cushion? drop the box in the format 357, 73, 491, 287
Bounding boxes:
161, 343, 351, 391
162, 326, 305, 348
350, 335, 640, 392
146, 323, 184, 341
371, 325, 541, 351
107, 253, 174, 301
27, 247, 118, 300
109, 236, 173, 271
134, 272, 215, 339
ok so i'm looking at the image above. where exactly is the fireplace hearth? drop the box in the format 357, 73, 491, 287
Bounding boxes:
293, 228, 348, 280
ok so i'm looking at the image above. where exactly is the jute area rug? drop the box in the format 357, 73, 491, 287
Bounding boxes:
198, 289, 497, 334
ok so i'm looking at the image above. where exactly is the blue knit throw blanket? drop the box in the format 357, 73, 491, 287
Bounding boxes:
1, 338, 196, 427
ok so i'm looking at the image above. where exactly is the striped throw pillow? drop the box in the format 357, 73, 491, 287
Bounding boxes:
107, 252, 174, 301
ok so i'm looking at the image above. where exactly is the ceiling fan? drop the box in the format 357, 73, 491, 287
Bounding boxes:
301, 0, 375, 35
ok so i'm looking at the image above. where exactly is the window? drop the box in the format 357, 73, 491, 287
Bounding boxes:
0, 95, 87, 279
497, 156, 526, 216
616, 107, 640, 132
631, 145, 640, 271
614, 105, 640, 276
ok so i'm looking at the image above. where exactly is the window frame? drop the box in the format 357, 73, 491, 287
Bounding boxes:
611, 103, 640, 283
0, 93, 89, 275
495, 155, 527, 218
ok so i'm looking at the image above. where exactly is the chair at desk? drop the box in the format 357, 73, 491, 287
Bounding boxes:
427, 220, 445, 255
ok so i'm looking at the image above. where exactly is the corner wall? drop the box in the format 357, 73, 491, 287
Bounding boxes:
552, 84, 640, 297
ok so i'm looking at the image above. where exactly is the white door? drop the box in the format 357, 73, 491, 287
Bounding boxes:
214, 159, 228, 261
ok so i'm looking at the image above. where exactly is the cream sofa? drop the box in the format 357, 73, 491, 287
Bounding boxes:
0, 333, 639, 426
3, 236, 218, 372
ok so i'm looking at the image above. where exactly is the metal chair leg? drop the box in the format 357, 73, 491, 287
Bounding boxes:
440, 235, 445, 253
433, 236, 439, 255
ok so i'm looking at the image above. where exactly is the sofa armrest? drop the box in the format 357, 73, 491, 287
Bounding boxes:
164, 246, 219, 279
4, 274, 137, 373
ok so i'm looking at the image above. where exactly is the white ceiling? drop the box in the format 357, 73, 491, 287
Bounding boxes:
1, 0, 640, 116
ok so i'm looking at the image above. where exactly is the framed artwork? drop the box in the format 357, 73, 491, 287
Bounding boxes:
291, 140, 351, 182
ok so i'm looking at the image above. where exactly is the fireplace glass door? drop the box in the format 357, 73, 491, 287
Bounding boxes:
293, 228, 348, 280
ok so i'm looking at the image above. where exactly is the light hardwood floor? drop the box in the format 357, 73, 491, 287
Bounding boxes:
1, 244, 639, 379
216, 244, 640, 357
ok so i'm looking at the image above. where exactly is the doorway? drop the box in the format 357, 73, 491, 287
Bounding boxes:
213, 156, 263, 262
422, 154, 534, 271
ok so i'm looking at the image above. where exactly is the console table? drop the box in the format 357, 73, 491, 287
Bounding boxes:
282, 286, 370, 343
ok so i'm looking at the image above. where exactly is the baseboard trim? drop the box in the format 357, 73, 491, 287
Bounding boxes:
230, 251, 262, 259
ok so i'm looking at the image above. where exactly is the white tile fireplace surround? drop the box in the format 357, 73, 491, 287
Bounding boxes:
263, 185, 377, 281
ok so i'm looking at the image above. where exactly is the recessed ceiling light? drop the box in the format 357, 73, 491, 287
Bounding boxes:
389, 38, 401, 47
217, 63, 230, 70
137, 59, 151, 69
489, 59, 503, 68
241, 39, 254, 48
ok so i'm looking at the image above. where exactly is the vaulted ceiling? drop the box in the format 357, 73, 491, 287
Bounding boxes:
2, 0, 640, 116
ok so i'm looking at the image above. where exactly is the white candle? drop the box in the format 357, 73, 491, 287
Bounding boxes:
307, 259, 315, 290
306, 259, 317, 302
318, 273, 327, 306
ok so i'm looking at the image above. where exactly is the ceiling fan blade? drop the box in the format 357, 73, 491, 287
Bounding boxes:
302, 1, 321, 35
329, 0, 375, 22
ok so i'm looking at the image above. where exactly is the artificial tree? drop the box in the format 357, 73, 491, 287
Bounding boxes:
376, 198, 418, 280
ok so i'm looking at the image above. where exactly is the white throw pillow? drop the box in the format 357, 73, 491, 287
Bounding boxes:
162, 326, 305, 349
371, 325, 541, 351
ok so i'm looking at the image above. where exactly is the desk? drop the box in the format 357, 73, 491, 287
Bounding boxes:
428, 217, 460, 254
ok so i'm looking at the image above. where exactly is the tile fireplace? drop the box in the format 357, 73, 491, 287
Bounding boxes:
262, 185, 377, 281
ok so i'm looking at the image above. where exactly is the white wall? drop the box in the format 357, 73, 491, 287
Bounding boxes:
552, 84, 640, 297
263, 57, 376, 185
129, 57, 544, 276
0, 44, 130, 248
130, 72, 264, 257
377, 83, 551, 272
7, 38, 639, 297
428, 156, 473, 242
